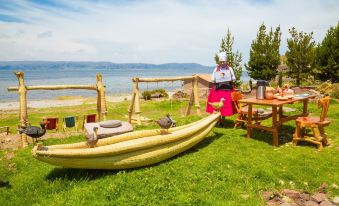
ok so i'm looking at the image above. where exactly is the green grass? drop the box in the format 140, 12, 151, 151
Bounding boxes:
0, 99, 338, 205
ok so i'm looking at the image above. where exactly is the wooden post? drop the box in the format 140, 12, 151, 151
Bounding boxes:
303, 99, 308, 116
15, 72, 28, 147
128, 80, 137, 123
272, 105, 278, 146
247, 103, 253, 138
193, 75, 201, 116
96, 74, 107, 121
185, 80, 194, 116
134, 78, 142, 125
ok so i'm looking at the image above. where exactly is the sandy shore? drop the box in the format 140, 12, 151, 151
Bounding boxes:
0, 94, 132, 111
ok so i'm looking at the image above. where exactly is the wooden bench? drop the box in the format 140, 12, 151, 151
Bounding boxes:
0, 126, 9, 135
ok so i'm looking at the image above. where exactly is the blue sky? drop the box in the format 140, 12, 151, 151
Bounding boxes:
0, 0, 338, 65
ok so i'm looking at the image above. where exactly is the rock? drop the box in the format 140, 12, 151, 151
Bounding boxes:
282, 196, 294, 203
279, 179, 285, 185
241, 194, 249, 200
319, 200, 334, 206
280, 203, 291, 206
304, 200, 320, 206
5, 138, 11, 142
4, 152, 15, 160
300, 193, 311, 201
262, 191, 272, 201
330, 183, 338, 189
294, 197, 306, 206
332, 196, 339, 204
312, 193, 328, 203
282, 189, 301, 200
318, 183, 328, 193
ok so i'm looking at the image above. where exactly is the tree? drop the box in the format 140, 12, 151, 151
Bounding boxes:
285, 27, 315, 86
245, 23, 281, 81
313, 22, 339, 83
215, 29, 243, 86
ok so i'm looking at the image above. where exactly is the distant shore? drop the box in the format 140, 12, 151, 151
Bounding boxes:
0, 94, 132, 111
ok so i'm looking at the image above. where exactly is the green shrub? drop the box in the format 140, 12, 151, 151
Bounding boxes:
142, 90, 152, 100
152, 89, 168, 97
316, 81, 339, 98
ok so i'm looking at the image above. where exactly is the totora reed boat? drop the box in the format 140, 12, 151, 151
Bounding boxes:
32, 113, 220, 170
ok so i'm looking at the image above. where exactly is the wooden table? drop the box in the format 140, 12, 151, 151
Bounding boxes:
238, 95, 315, 146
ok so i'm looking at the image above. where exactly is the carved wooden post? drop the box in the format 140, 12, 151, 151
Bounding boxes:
128, 78, 137, 123
96, 73, 107, 121
193, 75, 201, 116
185, 79, 194, 116
134, 78, 142, 125
15, 72, 28, 147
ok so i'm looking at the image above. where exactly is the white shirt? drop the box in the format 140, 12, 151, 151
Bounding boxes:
211, 66, 236, 83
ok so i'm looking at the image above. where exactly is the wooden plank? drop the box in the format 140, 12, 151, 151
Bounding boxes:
238, 95, 316, 106
247, 124, 275, 132
247, 103, 253, 138
8, 85, 97, 91
134, 76, 194, 82
272, 106, 279, 146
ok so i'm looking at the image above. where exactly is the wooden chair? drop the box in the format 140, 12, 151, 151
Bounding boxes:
83, 114, 97, 129
293, 96, 331, 149
42, 117, 59, 132
231, 92, 260, 128
0, 126, 9, 135
62, 116, 78, 132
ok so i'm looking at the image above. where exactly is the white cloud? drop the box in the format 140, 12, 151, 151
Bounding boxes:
0, 0, 338, 65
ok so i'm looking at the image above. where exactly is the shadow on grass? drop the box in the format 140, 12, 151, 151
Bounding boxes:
46, 168, 119, 181
215, 118, 235, 129
45, 130, 224, 180
241, 124, 297, 146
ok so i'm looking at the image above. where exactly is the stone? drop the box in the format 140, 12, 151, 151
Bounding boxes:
332, 196, 339, 204
241, 194, 249, 200
262, 191, 272, 201
312, 193, 327, 203
300, 193, 311, 201
282, 189, 301, 200
319, 200, 334, 206
330, 184, 338, 189
267, 200, 278, 206
280, 203, 291, 206
318, 182, 328, 193
279, 179, 285, 185
282, 196, 294, 203
294, 198, 306, 206
304, 200, 320, 206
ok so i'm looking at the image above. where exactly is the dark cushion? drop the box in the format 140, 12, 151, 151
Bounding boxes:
99, 120, 122, 128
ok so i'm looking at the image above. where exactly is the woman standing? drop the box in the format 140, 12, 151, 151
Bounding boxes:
206, 52, 235, 125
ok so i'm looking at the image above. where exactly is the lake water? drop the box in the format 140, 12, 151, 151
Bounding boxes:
0, 64, 249, 102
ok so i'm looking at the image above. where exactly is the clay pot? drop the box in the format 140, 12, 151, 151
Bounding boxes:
265, 91, 274, 100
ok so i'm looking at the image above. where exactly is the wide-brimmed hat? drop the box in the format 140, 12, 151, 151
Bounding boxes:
217, 52, 227, 62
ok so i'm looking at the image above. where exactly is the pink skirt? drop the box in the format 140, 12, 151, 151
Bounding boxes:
206, 86, 235, 116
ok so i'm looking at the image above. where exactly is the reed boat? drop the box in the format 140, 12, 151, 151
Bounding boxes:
32, 113, 220, 170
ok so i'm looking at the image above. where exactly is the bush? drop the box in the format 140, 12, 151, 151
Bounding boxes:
142, 91, 152, 100
316, 81, 339, 98
142, 89, 169, 100
152, 89, 168, 97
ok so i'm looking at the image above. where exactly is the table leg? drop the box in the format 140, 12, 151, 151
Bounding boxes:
278, 105, 283, 121
303, 99, 309, 116
272, 105, 279, 146
247, 103, 253, 138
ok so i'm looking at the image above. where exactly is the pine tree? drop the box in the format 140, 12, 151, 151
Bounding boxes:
313, 22, 339, 83
285, 27, 315, 86
245, 23, 281, 81
215, 29, 243, 86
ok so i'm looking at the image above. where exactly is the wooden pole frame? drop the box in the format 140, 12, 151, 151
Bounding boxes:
128, 75, 201, 125
8, 71, 107, 148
